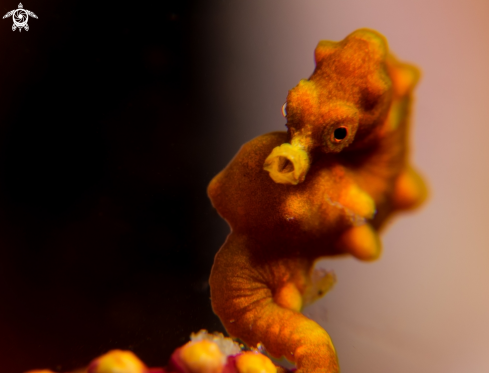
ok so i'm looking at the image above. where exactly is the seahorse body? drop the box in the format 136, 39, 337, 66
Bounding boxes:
208, 29, 427, 373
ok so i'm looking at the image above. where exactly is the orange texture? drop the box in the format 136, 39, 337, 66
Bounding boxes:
208, 29, 427, 373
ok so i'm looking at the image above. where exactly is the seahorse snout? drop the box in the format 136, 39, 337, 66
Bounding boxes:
263, 143, 310, 185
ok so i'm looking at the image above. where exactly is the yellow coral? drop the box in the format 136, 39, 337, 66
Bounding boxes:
180, 340, 226, 373
235, 352, 277, 373
88, 350, 147, 373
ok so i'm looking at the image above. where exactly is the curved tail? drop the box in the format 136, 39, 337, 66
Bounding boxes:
209, 233, 339, 373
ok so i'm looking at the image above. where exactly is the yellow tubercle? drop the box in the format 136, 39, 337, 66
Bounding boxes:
393, 167, 428, 210
274, 282, 303, 312
314, 40, 338, 65
339, 183, 376, 219
337, 224, 382, 261
389, 60, 420, 98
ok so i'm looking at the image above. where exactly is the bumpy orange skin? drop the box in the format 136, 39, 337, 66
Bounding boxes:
208, 29, 427, 373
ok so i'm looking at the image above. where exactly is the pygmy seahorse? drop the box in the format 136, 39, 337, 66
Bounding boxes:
208, 29, 427, 373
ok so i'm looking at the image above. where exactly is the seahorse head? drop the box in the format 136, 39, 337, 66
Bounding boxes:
264, 29, 394, 185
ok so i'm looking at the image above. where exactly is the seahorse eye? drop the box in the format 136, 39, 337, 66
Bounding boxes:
333, 127, 348, 141
281, 102, 287, 117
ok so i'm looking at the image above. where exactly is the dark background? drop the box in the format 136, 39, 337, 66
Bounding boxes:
0, 0, 227, 371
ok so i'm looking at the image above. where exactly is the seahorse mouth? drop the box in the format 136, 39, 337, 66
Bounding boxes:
263, 143, 310, 185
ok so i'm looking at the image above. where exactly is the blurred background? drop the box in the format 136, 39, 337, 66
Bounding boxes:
0, 0, 488, 372
0, 0, 226, 371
